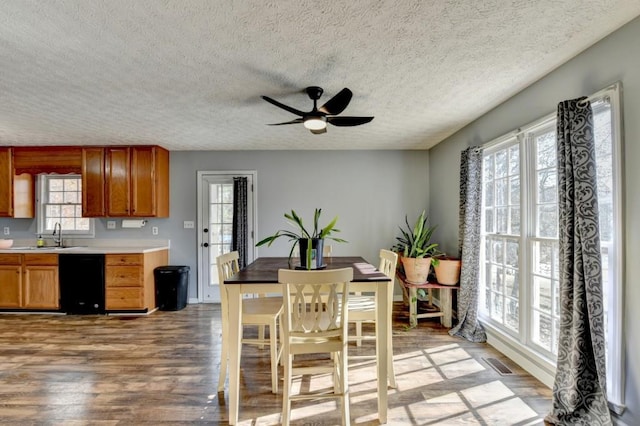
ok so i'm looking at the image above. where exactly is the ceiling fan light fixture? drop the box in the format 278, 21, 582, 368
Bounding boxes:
303, 116, 327, 131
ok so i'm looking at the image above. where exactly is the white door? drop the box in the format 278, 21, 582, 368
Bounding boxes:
197, 172, 256, 303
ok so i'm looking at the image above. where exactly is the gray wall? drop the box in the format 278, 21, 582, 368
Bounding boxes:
428, 16, 640, 424
169, 150, 429, 299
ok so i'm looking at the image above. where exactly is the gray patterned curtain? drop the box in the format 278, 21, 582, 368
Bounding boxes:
232, 177, 248, 269
449, 146, 486, 343
545, 98, 611, 425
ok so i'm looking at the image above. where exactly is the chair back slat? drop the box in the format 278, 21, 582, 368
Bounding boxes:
279, 268, 353, 337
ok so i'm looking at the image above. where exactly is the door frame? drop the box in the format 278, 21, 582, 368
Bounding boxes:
196, 170, 258, 303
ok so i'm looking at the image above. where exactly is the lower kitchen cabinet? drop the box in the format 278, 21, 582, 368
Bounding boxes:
105, 250, 168, 312
0, 253, 59, 309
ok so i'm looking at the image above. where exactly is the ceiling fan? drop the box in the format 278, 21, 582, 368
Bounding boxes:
261, 86, 374, 134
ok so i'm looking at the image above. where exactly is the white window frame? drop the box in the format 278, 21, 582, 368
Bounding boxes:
37, 174, 95, 238
479, 82, 625, 412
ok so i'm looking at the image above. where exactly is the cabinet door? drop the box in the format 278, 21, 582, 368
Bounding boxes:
23, 266, 60, 309
130, 146, 156, 217
105, 147, 131, 216
82, 147, 106, 217
0, 147, 13, 217
0, 265, 23, 308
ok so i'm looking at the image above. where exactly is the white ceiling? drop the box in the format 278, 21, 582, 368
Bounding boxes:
1, 1, 639, 151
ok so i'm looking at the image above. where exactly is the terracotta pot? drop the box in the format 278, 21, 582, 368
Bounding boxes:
401, 256, 432, 284
434, 256, 461, 285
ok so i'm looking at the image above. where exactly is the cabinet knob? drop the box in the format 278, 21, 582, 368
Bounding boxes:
203, 242, 209, 248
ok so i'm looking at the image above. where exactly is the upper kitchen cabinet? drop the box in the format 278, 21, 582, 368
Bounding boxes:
13, 146, 82, 174
82, 147, 106, 217
105, 146, 169, 217
0, 147, 34, 218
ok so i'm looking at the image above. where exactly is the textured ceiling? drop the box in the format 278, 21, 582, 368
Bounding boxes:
1, 1, 639, 151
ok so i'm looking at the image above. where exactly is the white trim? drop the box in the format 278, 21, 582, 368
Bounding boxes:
196, 170, 257, 303
606, 82, 625, 408
483, 322, 555, 388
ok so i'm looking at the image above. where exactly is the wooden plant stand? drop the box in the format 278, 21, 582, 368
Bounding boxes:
396, 271, 460, 328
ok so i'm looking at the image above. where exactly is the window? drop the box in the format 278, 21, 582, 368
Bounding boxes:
479, 83, 624, 409
38, 175, 94, 237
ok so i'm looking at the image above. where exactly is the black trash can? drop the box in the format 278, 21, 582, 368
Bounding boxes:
155, 265, 190, 311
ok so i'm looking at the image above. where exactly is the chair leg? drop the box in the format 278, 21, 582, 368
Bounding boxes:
269, 319, 279, 394
282, 353, 292, 426
217, 321, 229, 393
258, 325, 266, 349
339, 349, 350, 425
386, 327, 397, 388
355, 322, 363, 347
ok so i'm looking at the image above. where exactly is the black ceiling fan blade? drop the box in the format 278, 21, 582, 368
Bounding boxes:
327, 116, 374, 127
268, 118, 304, 125
318, 88, 352, 115
261, 96, 306, 116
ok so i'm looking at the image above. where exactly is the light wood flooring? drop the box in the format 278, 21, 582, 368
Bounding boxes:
0, 303, 552, 425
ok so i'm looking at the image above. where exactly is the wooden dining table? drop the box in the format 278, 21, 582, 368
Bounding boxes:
223, 256, 392, 425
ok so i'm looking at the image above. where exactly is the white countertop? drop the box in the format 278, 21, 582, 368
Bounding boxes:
0, 239, 170, 255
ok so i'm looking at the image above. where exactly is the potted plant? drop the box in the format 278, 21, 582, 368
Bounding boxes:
433, 254, 461, 285
392, 210, 438, 284
256, 208, 347, 269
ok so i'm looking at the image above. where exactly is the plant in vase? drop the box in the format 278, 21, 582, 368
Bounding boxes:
392, 210, 438, 284
433, 253, 461, 285
256, 208, 347, 269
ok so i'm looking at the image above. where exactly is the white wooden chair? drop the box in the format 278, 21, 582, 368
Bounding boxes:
216, 251, 283, 394
347, 249, 398, 388
278, 267, 353, 426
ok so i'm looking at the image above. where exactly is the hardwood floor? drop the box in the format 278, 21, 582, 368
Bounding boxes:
0, 304, 552, 425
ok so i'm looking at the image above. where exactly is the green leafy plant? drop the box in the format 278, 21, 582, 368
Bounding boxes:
256, 208, 347, 263
392, 210, 439, 259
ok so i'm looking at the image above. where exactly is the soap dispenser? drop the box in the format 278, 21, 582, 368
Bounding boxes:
37, 235, 44, 248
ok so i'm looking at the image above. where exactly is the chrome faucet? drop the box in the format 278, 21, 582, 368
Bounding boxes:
53, 222, 62, 247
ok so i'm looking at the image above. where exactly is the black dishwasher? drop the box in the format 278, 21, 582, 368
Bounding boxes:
59, 254, 105, 314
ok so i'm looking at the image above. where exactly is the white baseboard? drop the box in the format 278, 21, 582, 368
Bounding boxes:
483, 324, 555, 388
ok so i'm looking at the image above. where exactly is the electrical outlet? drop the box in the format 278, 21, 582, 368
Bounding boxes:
3, 227, 9, 235
184, 221, 195, 229
152, 226, 159, 235
107, 221, 116, 230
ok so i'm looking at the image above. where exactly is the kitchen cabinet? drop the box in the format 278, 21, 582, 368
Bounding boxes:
0, 253, 59, 309
0, 254, 22, 308
0, 148, 33, 218
13, 146, 82, 175
105, 249, 168, 311
23, 254, 59, 309
105, 146, 169, 217
82, 147, 106, 217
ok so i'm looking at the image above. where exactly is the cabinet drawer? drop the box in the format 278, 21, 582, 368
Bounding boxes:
106, 265, 143, 287
106, 254, 142, 266
106, 287, 144, 309
0, 254, 22, 265
24, 254, 58, 266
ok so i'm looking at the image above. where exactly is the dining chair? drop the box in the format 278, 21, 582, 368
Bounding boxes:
278, 267, 353, 426
216, 251, 283, 394
347, 248, 398, 388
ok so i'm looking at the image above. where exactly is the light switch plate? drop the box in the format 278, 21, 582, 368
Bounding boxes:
3, 227, 9, 235
152, 226, 159, 235
184, 221, 195, 229
107, 221, 116, 229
